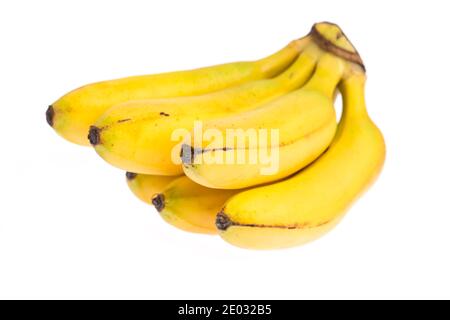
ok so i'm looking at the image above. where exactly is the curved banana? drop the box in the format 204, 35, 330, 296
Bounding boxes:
90, 41, 321, 175
126, 172, 178, 204
47, 38, 305, 146
152, 176, 240, 234
182, 53, 344, 189
216, 65, 385, 250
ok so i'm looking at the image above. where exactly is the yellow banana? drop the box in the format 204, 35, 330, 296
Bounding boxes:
182, 53, 344, 189
216, 64, 385, 250
152, 176, 240, 235
47, 38, 305, 146
90, 40, 320, 175
125, 171, 177, 204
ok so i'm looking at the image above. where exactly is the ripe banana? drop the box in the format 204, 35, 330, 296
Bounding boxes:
90, 41, 320, 175
182, 53, 344, 189
216, 64, 385, 250
152, 176, 240, 234
47, 38, 305, 146
126, 171, 177, 204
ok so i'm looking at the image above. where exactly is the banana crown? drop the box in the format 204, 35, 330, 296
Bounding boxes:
310, 22, 364, 70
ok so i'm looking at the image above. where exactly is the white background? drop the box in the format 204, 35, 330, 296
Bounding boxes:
1, 0, 449, 299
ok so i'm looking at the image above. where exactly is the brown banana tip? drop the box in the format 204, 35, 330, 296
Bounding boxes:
126, 172, 137, 180
216, 211, 233, 231
310, 22, 365, 71
152, 194, 165, 212
180, 143, 196, 165
88, 126, 101, 146
46, 105, 54, 127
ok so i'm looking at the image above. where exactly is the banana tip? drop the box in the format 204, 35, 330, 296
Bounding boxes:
88, 126, 101, 146
216, 211, 232, 231
152, 194, 165, 212
180, 144, 195, 164
126, 172, 137, 180
46, 105, 54, 127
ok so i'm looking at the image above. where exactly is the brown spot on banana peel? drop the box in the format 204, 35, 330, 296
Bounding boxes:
126, 172, 137, 180
152, 193, 165, 212
106, 111, 166, 127
46, 105, 55, 127
88, 126, 102, 146
216, 210, 331, 231
310, 22, 365, 71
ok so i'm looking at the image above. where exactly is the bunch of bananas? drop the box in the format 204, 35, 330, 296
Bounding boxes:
47, 22, 385, 250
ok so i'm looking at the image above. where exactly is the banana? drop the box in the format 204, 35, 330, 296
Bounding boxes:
126, 171, 177, 204
182, 53, 344, 189
90, 40, 320, 175
46, 38, 305, 146
215, 64, 385, 250
127, 173, 239, 234
152, 176, 240, 234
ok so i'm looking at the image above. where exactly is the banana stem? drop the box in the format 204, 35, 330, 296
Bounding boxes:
340, 72, 368, 119
302, 55, 344, 98
257, 36, 310, 77
271, 42, 320, 90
